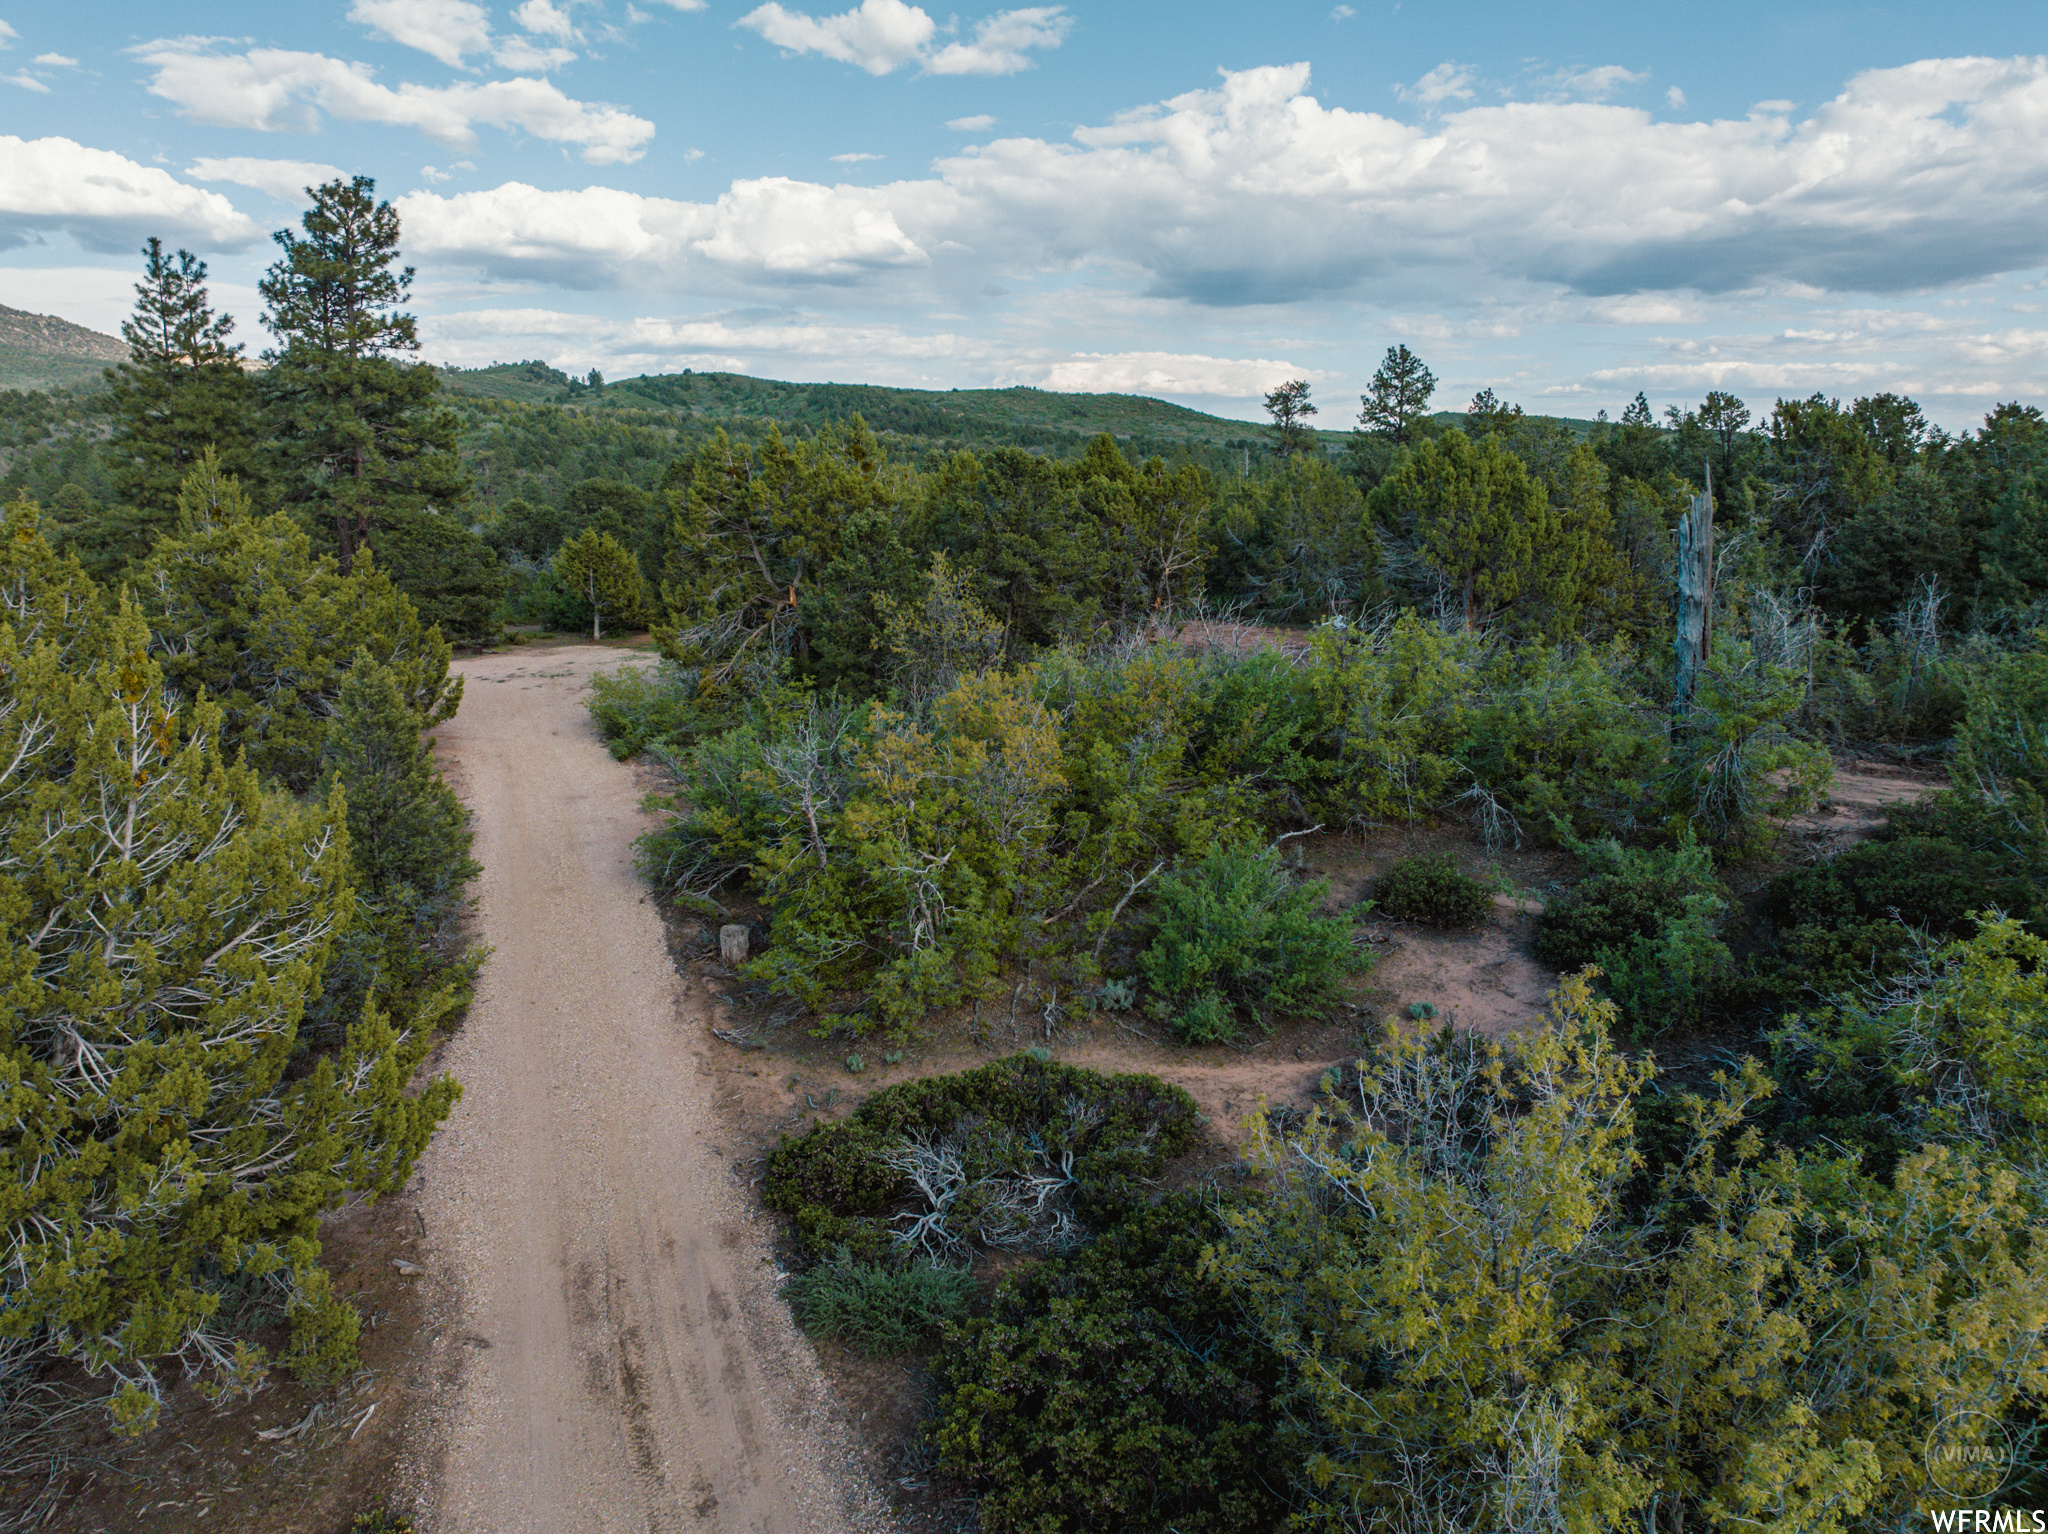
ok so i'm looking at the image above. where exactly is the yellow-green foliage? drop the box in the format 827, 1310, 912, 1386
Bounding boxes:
0, 499, 461, 1430
136, 453, 461, 793
1211, 974, 2047, 1531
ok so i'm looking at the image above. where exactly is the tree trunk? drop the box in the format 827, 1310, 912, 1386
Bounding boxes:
1673, 467, 1715, 711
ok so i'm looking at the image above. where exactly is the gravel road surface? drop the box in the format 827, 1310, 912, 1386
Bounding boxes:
408, 646, 890, 1534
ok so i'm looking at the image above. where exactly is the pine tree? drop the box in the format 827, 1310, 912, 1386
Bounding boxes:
0, 497, 460, 1430
139, 453, 461, 791
556, 528, 643, 640
1357, 344, 1437, 442
259, 178, 469, 577
1263, 378, 1318, 459
99, 239, 259, 576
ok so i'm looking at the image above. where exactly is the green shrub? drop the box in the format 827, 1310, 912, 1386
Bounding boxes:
351, 1511, 416, 1534
1763, 835, 2040, 937
933, 1196, 1288, 1534
586, 660, 704, 758
1372, 852, 1492, 927
783, 1249, 975, 1356
1536, 839, 1730, 1037
764, 1054, 1199, 1261
1140, 842, 1362, 1042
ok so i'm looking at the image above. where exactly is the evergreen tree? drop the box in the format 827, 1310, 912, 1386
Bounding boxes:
259, 177, 469, 577
656, 419, 899, 680
1262, 378, 1318, 459
556, 527, 643, 639
1463, 387, 1523, 439
1070, 435, 1212, 622
307, 652, 484, 1041
924, 446, 1104, 649
1764, 394, 1893, 568
1357, 344, 1437, 442
1374, 428, 1590, 633
99, 239, 259, 577
368, 507, 508, 646
0, 497, 459, 1430
139, 454, 461, 791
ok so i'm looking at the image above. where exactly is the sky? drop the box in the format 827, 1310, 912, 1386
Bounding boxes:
2, 2, 2047, 428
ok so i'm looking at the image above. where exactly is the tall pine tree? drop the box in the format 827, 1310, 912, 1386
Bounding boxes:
97, 240, 259, 580
258, 177, 469, 577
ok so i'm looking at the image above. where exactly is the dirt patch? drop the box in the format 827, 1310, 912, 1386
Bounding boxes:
1776, 756, 1946, 863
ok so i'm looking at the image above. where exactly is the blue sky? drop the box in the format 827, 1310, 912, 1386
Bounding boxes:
3, 2, 2046, 427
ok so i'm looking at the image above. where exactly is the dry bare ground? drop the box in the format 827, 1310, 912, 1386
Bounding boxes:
399, 643, 892, 1534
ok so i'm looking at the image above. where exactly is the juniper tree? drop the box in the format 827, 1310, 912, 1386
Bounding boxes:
139, 454, 461, 791
308, 651, 483, 1041
556, 527, 643, 640
0, 497, 460, 1430
1375, 428, 1590, 633
656, 420, 899, 679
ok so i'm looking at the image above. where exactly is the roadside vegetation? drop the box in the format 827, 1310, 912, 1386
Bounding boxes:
587, 350, 2048, 1528
0, 178, 478, 1508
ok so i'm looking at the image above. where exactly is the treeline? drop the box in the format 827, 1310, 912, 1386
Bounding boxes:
0, 178, 481, 1433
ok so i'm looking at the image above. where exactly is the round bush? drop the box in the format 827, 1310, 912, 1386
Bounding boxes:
933, 1196, 1288, 1534
1140, 843, 1362, 1042
1373, 853, 1492, 928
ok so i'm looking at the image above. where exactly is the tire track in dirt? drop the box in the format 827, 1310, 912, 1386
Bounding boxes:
406, 645, 891, 1534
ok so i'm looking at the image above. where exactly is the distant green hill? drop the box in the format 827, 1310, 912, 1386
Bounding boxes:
438, 360, 1598, 457
0, 304, 123, 392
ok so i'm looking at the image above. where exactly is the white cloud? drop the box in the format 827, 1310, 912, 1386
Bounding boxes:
188, 155, 347, 201
1330, 4, 1355, 18
494, 37, 577, 70
642, 0, 709, 9
0, 136, 260, 253
393, 56, 2048, 315
740, 0, 933, 75
1547, 64, 1647, 102
132, 40, 654, 165
738, 1, 1066, 77
1666, 85, 1686, 108
4, 71, 47, 93
0, 21, 15, 47
34, 53, 78, 68
925, 7, 1071, 76
831, 152, 882, 163
348, 0, 576, 72
513, 0, 580, 43
1396, 61, 1474, 107
399, 177, 927, 284
349, 0, 492, 68
947, 114, 995, 131
1026, 351, 1313, 398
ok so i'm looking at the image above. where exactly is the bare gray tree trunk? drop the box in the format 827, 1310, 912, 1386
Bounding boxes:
1673, 466, 1715, 711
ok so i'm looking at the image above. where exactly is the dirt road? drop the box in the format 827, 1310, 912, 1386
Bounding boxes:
407, 645, 889, 1534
